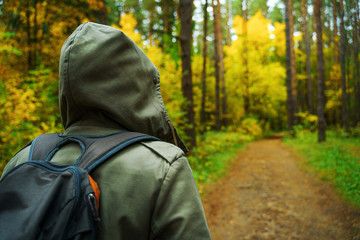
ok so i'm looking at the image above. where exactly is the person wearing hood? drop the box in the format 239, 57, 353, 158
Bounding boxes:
1, 22, 211, 239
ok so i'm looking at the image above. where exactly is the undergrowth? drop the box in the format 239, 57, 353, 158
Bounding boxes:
283, 130, 360, 207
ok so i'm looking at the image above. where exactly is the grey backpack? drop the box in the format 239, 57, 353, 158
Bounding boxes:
0, 131, 158, 240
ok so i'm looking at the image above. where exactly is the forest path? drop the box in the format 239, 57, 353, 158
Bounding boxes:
202, 136, 360, 240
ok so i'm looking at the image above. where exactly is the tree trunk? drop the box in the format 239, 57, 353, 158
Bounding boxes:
33, 0, 38, 67
285, 0, 295, 131
301, 0, 314, 114
353, 0, 360, 124
179, 0, 196, 147
101, 0, 107, 24
200, 0, 208, 129
243, 0, 250, 115
315, 0, 326, 142
333, 0, 339, 63
161, 0, 174, 50
302, 0, 315, 114
288, 0, 298, 123
26, 0, 33, 71
212, 0, 221, 130
149, 7, 155, 46
163, 0, 170, 33
225, 0, 231, 46
332, 0, 340, 126
339, 0, 348, 130
216, 0, 227, 127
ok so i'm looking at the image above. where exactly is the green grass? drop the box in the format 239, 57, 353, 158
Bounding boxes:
188, 130, 252, 194
283, 130, 360, 207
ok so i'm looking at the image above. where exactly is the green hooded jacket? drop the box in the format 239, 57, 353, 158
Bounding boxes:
2, 22, 211, 240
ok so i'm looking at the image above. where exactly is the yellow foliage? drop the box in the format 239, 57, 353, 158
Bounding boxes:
87, 0, 104, 10
232, 15, 245, 35
233, 11, 271, 45
326, 64, 342, 111
0, 64, 62, 171
272, 22, 286, 57
296, 111, 318, 124
112, 13, 142, 44
225, 10, 286, 126
241, 117, 263, 138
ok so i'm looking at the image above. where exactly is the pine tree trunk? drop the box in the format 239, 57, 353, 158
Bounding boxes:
179, 0, 196, 146
200, 0, 208, 129
101, 0, 107, 24
26, 1, 33, 71
163, 0, 170, 33
339, 0, 348, 130
216, 0, 227, 127
285, 0, 295, 131
149, 7, 155, 46
332, 0, 340, 126
333, 0, 339, 63
301, 0, 314, 114
315, 0, 326, 142
212, 0, 221, 130
225, 0, 232, 46
33, 0, 38, 67
289, 0, 298, 123
243, 0, 250, 115
353, 0, 360, 124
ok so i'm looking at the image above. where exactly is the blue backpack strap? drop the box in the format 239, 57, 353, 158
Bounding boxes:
75, 132, 159, 172
29, 132, 159, 172
29, 133, 64, 161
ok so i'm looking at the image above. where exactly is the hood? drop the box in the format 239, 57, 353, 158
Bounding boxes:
59, 22, 188, 153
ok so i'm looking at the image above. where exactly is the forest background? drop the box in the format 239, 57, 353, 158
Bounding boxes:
0, 0, 359, 191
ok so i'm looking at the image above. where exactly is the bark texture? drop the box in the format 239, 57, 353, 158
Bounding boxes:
179, 0, 196, 146
200, 0, 208, 129
285, 0, 295, 131
315, 0, 326, 142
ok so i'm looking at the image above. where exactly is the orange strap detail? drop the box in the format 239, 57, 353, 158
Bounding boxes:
88, 175, 100, 208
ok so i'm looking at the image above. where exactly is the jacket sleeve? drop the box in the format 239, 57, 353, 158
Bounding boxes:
150, 156, 211, 240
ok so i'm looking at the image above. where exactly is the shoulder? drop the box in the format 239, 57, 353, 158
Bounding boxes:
1, 146, 30, 178
139, 141, 185, 165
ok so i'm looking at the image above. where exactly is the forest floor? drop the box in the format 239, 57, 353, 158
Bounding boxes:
202, 135, 360, 240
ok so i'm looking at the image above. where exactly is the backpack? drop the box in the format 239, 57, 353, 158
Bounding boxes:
0, 131, 158, 240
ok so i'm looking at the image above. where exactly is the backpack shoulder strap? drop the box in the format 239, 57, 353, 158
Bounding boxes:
29, 133, 64, 161
29, 132, 159, 172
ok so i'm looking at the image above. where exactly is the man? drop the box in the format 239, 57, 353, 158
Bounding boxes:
2, 22, 211, 239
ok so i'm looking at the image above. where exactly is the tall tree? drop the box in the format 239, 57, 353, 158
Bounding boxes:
331, 0, 340, 125
353, 0, 360, 123
243, 0, 250, 115
301, 0, 313, 114
200, 0, 208, 129
212, 0, 221, 130
147, 2, 156, 45
101, 0, 107, 24
332, 0, 339, 63
215, 0, 227, 127
284, 0, 295, 131
315, 0, 326, 142
339, 0, 348, 129
288, 0, 298, 123
179, 0, 196, 146
159, 0, 176, 51
225, 0, 232, 46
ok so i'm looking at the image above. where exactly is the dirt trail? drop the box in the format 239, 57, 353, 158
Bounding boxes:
202, 137, 360, 240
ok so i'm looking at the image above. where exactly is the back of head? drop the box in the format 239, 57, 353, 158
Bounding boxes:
59, 22, 187, 153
